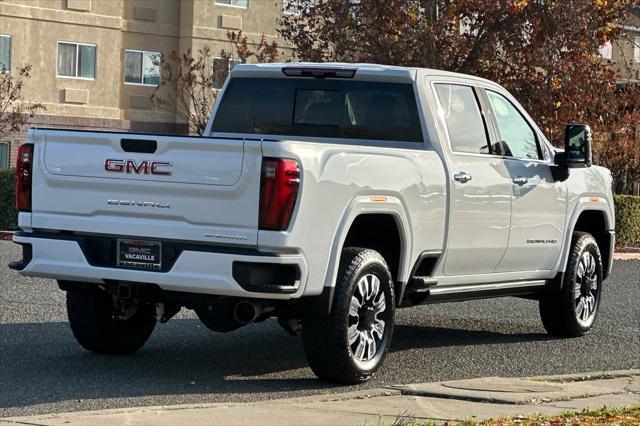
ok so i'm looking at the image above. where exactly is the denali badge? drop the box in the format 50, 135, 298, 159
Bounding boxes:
108, 200, 170, 208
105, 159, 173, 176
527, 239, 558, 244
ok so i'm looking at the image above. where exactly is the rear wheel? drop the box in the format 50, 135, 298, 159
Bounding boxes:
539, 232, 603, 337
302, 248, 395, 384
66, 288, 156, 354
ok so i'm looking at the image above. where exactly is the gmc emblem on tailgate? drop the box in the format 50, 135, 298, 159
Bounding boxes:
105, 159, 173, 176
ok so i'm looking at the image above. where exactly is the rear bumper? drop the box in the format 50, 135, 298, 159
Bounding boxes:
11, 233, 308, 299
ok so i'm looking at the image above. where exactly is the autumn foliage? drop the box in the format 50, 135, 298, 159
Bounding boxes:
280, 0, 639, 193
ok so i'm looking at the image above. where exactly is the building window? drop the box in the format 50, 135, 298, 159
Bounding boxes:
599, 41, 612, 60
213, 57, 242, 89
0, 142, 10, 169
215, 0, 248, 8
634, 35, 640, 63
57, 42, 96, 79
124, 50, 160, 86
0, 35, 11, 71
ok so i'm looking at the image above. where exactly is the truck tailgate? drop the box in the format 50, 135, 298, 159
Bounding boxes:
31, 130, 262, 246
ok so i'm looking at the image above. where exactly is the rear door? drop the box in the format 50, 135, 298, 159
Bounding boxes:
481, 90, 566, 272
433, 83, 512, 276
35, 130, 262, 246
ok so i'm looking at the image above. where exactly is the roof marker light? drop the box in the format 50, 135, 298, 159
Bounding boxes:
282, 67, 356, 79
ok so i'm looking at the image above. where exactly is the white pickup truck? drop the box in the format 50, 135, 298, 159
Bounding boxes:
10, 63, 615, 384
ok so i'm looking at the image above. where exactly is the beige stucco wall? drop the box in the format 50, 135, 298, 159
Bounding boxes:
0, 0, 289, 133
610, 9, 640, 82
120, 0, 181, 123
1, 0, 123, 119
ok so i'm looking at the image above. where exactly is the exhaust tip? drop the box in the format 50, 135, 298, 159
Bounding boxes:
233, 301, 258, 324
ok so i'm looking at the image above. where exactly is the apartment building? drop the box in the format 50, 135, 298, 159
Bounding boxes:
602, 6, 640, 84
0, 0, 293, 167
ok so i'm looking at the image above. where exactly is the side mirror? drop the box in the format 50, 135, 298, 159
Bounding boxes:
564, 124, 592, 168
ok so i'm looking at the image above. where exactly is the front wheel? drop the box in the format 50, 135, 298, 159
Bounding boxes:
302, 248, 395, 384
66, 288, 157, 355
539, 232, 603, 337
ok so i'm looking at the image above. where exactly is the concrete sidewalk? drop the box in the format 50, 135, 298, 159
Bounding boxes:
2, 370, 638, 425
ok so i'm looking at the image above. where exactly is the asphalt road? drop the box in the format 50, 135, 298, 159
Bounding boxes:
1, 241, 639, 417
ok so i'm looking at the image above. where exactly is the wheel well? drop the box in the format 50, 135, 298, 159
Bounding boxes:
342, 214, 402, 283
573, 210, 611, 278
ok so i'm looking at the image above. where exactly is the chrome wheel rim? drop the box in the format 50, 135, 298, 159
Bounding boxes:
575, 251, 599, 327
348, 274, 386, 362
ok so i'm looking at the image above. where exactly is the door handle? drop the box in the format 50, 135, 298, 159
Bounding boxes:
513, 176, 528, 185
453, 172, 472, 183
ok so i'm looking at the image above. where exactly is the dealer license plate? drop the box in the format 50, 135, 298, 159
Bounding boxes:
117, 239, 162, 271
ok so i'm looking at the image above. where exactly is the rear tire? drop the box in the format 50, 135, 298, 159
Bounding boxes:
302, 248, 395, 384
539, 232, 603, 337
66, 289, 157, 354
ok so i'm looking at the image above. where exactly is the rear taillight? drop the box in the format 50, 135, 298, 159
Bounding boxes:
259, 158, 300, 231
16, 144, 34, 212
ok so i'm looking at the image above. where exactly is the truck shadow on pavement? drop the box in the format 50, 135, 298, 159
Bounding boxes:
0, 317, 555, 412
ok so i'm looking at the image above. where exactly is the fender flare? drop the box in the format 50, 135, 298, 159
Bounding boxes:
321, 195, 412, 297
553, 197, 614, 278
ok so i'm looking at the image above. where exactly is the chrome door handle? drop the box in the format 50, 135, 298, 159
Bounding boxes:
513, 176, 528, 185
453, 172, 472, 183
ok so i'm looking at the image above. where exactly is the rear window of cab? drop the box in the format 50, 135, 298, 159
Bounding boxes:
212, 78, 424, 143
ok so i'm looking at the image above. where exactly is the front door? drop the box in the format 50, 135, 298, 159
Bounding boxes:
482, 90, 566, 272
433, 83, 512, 276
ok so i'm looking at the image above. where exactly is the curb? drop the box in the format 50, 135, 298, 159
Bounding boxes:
530, 369, 640, 383
613, 252, 640, 260
0, 231, 13, 241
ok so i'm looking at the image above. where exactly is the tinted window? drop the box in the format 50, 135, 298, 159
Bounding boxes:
434, 84, 489, 154
486, 91, 540, 160
212, 78, 423, 142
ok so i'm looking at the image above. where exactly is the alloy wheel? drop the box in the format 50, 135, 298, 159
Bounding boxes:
348, 274, 387, 362
574, 251, 599, 327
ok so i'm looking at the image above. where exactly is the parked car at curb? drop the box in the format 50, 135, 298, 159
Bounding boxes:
10, 63, 615, 384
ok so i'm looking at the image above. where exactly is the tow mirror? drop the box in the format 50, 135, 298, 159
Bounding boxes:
564, 124, 592, 168
552, 124, 592, 181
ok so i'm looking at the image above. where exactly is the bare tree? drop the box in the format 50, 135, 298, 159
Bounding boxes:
0, 65, 45, 139
151, 31, 279, 135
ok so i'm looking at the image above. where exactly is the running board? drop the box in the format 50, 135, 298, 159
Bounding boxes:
403, 280, 546, 306
429, 280, 546, 295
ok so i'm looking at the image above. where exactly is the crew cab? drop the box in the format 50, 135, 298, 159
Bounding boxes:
10, 63, 615, 384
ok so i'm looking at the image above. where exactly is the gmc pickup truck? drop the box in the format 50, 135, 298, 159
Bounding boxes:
10, 63, 615, 384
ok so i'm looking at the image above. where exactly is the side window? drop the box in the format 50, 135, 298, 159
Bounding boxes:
486, 91, 540, 160
434, 84, 490, 154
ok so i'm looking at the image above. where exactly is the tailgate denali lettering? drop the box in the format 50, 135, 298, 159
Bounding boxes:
108, 200, 170, 208
105, 159, 173, 175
